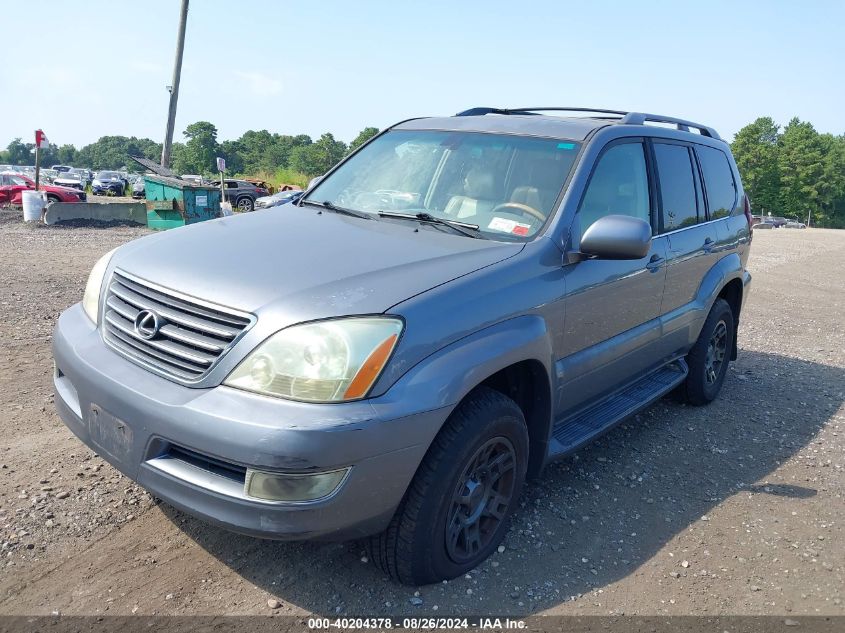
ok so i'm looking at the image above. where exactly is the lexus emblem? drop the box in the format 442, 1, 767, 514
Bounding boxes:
134, 309, 163, 340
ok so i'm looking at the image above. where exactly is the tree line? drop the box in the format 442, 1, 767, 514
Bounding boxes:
3, 116, 843, 227
731, 117, 845, 228
0, 123, 380, 182
0, 136, 162, 172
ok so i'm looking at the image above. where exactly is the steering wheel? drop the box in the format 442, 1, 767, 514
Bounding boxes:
490, 202, 545, 222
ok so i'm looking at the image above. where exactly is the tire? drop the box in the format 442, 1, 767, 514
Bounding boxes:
237, 197, 254, 212
681, 298, 735, 405
46, 194, 60, 204
367, 386, 528, 585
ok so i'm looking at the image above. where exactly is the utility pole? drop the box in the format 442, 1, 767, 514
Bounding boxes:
160, 0, 189, 168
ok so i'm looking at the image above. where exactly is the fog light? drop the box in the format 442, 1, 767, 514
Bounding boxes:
244, 468, 349, 502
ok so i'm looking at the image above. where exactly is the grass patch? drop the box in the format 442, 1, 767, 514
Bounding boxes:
236, 168, 310, 191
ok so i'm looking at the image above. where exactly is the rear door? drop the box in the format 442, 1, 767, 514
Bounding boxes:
652, 140, 718, 315
695, 144, 750, 254
0, 174, 10, 204
226, 180, 241, 196
5, 175, 32, 205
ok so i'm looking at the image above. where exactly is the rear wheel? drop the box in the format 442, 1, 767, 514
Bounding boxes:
367, 386, 528, 585
46, 194, 60, 204
682, 298, 735, 405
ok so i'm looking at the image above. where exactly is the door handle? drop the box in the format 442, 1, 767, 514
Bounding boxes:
703, 237, 715, 252
646, 254, 664, 271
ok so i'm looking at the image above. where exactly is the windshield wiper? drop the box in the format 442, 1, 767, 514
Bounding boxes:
300, 199, 373, 220
378, 211, 487, 239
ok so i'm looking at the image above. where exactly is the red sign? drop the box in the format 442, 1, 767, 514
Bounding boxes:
35, 129, 49, 148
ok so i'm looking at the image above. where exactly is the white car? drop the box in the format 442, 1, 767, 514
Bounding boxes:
784, 219, 806, 229
53, 172, 86, 191
255, 189, 303, 209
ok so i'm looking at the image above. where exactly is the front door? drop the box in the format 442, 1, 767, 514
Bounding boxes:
558, 140, 668, 415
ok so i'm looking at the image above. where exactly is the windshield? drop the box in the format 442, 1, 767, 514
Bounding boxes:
306, 130, 580, 240
98, 172, 119, 179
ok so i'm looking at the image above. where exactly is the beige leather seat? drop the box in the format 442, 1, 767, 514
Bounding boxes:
445, 167, 497, 219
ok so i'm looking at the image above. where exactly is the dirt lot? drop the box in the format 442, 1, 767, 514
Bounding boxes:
0, 210, 842, 616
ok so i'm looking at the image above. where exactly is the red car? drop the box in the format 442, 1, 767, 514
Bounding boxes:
0, 172, 86, 205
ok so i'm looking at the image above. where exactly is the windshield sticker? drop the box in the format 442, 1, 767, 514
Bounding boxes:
557, 142, 576, 150
488, 217, 531, 235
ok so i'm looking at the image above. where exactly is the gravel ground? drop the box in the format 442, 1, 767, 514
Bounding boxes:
0, 210, 842, 616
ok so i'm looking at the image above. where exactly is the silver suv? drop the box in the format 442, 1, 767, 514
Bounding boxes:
53, 106, 752, 585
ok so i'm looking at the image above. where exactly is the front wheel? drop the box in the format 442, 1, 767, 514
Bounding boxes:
237, 197, 254, 212
682, 298, 735, 405
368, 386, 528, 585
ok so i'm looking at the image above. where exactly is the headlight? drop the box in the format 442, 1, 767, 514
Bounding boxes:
224, 317, 403, 402
92, 180, 102, 187
82, 248, 118, 323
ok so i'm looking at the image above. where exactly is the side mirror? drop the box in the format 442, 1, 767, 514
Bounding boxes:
307, 176, 323, 189
579, 215, 652, 260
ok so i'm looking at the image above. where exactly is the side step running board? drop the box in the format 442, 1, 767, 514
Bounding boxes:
548, 359, 688, 458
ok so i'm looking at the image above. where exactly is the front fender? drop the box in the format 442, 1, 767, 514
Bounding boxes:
369, 313, 554, 422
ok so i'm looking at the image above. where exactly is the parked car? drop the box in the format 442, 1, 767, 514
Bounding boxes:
51, 165, 73, 173
0, 172, 86, 204
254, 189, 303, 209
784, 219, 806, 229
53, 106, 751, 585
72, 168, 93, 186
765, 216, 787, 227
92, 171, 126, 196
752, 221, 773, 229
53, 171, 86, 191
40, 169, 59, 184
181, 174, 204, 184
131, 176, 145, 199
212, 179, 270, 212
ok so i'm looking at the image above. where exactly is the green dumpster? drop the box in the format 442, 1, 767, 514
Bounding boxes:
144, 175, 222, 230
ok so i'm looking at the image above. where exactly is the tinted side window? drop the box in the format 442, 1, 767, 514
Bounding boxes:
697, 145, 737, 219
578, 142, 650, 231
654, 143, 698, 232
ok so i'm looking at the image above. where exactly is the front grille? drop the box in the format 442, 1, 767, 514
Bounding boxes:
102, 271, 252, 383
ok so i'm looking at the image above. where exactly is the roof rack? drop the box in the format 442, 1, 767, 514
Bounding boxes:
619, 112, 721, 140
454, 107, 721, 140
455, 106, 628, 118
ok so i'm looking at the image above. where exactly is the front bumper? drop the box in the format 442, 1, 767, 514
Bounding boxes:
53, 304, 448, 541
92, 184, 122, 195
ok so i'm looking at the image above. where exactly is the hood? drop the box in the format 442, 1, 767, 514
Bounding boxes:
47, 184, 81, 193
112, 207, 523, 323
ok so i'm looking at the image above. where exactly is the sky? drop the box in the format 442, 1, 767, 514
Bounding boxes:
2, 0, 843, 149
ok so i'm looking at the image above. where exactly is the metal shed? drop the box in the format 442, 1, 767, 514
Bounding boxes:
143, 174, 221, 230
128, 155, 222, 230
